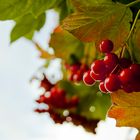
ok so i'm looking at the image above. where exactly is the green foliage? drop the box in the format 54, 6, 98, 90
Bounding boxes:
59, 80, 111, 120
31, 0, 57, 16
11, 13, 45, 42
0, 0, 31, 20
131, 20, 140, 63
49, 27, 84, 62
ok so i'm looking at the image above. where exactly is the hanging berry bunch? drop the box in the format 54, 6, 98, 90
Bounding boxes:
83, 39, 140, 93
1, 0, 140, 139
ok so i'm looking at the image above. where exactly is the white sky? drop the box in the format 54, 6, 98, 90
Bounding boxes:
0, 10, 138, 140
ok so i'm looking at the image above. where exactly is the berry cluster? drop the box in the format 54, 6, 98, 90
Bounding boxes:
65, 63, 88, 82
36, 75, 79, 109
35, 74, 99, 133
83, 39, 140, 93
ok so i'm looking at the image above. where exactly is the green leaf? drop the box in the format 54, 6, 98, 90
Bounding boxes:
131, 20, 140, 63
0, 0, 32, 20
71, 0, 113, 11
62, 3, 132, 49
49, 26, 84, 62
11, 13, 45, 42
59, 80, 111, 120
31, 0, 58, 17
54, 0, 74, 21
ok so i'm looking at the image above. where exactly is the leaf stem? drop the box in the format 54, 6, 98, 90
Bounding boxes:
126, 0, 140, 7
126, 9, 140, 41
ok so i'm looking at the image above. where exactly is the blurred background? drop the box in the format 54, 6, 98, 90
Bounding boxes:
0, 10, 138, 140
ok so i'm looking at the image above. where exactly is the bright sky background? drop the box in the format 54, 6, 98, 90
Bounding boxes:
0, 10, 138, 140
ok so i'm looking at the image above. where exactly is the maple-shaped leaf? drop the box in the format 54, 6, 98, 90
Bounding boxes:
108, 90, 140, 140
62, 2, 132, 49
49, 26, 84, 62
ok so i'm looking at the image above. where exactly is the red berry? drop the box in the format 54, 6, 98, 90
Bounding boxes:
73, 71, 83, 82
99, 81, 108, 93
91, 60, 106, 75
83, 70, 96, 86
105, 74, 121, 93
36, 94, 46, 103
122, 84, 133, 93
99, 39, 113, 53
80, 64, 89, 73
90, 70, 106, 81
104, 53, 119, 73
50, 87, 65, 100
119, 68, 134, 85
132, 82, 140, 92
119, 58, 132, 68
40, 76, 53, 91
50, 87, 67, 108
69, 63, 81, 73
129, 64, 140, 78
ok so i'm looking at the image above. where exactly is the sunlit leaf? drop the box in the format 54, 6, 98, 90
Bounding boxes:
108, 90, 140, 140
31, 0, 57, 16
11, 13, 45, 42
0, 0, 32, 20
62, 3, 132, 49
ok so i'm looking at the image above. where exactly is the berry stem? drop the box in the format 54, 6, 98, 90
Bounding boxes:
120, 9, 140, 60
119, 44, 125, 58
126, 0, 140, 7
126, 9, 140, 41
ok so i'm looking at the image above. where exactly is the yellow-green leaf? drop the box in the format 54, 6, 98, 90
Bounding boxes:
49, 26, 84, 61
11, 13, 45, 43
0, 0, 32, 20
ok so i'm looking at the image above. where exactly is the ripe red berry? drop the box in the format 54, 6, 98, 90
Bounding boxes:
36, 94, 46, 103
50, 87, 66, 100
69, 63, 81, 73
119, 68, 134, 85
90, 70, 106, 81
129, 64, 140, 78
104, 53, 119, 73
122, 84, 133, 93
105, 74, 121, 93
99, 39, 113, 53
80, 64, 89, 73
40, 76, 54, 91
83, 70, 96, 86
73, 71, 83, 82
132, 82, 140, 92
99, 81, 108, 93
91, 60, 106, 75
119, 58, 132, 68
